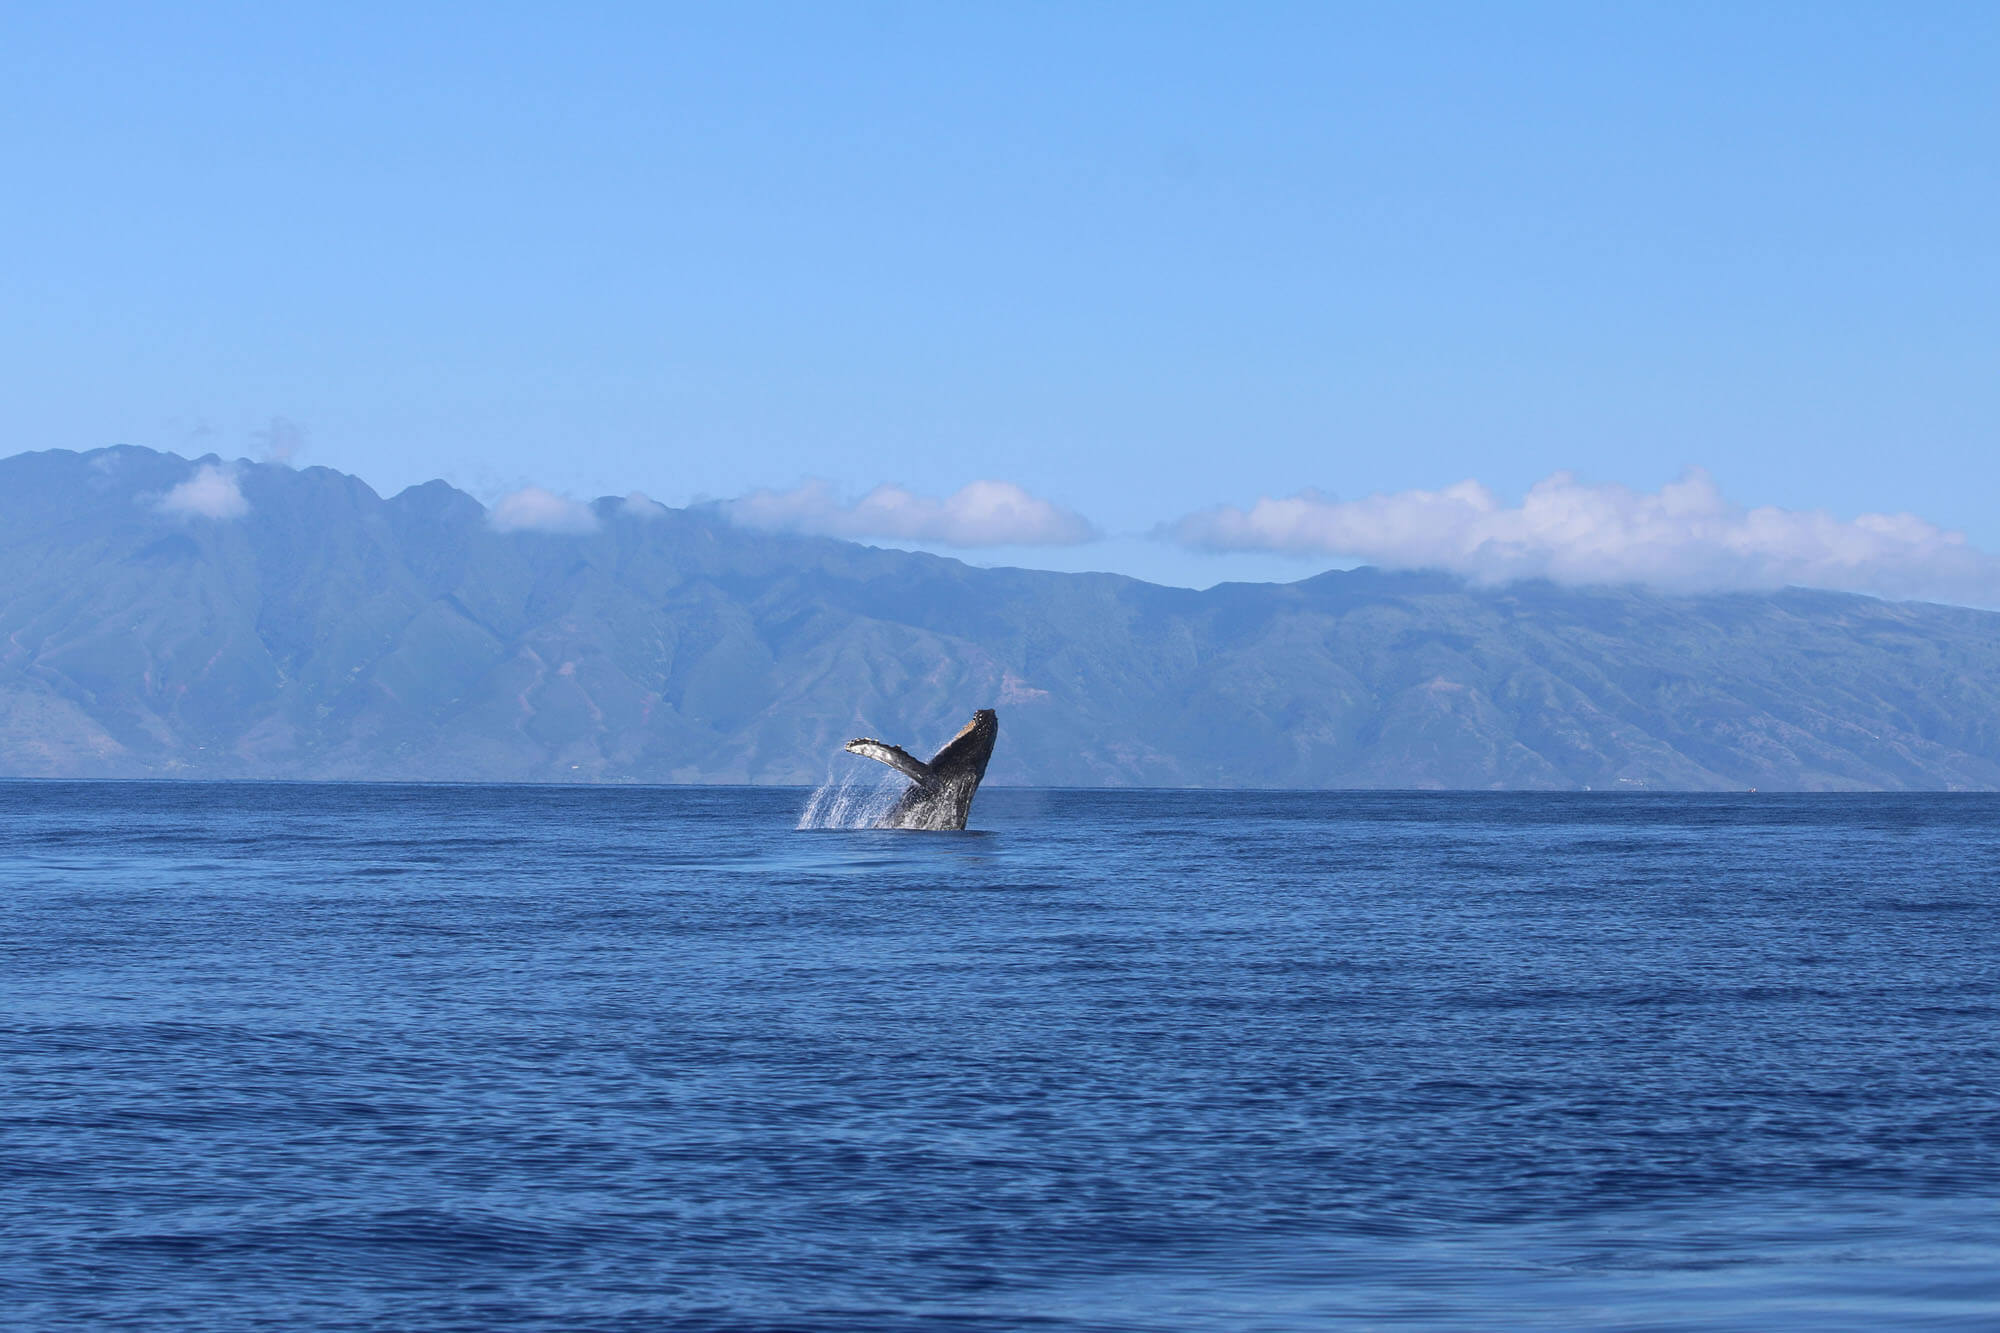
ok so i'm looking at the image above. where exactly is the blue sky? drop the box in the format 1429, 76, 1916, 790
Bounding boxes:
4, 3, 1996, 592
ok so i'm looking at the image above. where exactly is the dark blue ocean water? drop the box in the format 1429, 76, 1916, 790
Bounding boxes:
4, 783, 1999, 1331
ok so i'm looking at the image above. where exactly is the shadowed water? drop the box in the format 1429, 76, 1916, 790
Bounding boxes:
4, 783, 1998, 1330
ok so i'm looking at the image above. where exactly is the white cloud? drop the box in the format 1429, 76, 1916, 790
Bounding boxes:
489, 486, 599, 535
156, 463, 249, 520
1169, 469, 2000, 605
724, 478, 1097, 547
620, 491, 666, 518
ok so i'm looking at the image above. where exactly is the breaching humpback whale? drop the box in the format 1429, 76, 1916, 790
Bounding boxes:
844, 709, 998, 830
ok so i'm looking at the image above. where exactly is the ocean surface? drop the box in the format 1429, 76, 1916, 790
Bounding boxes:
5, 783, 1999, 1331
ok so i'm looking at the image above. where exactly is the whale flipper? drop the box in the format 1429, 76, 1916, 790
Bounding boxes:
844, 739, 932, 784
841, 709, 999, 831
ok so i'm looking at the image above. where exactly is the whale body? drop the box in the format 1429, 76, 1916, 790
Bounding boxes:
843, 709, 998, 830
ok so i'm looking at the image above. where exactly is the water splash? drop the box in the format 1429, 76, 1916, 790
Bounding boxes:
796, 764, 906, 829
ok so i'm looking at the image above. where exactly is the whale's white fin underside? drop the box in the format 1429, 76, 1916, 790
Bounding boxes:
844, 739, 933, 784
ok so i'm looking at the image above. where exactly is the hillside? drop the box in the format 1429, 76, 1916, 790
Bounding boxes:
5, 447, 2000, 789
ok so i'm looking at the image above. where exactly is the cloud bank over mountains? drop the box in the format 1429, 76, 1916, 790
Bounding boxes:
722, 478, 1097, 547
130, 455, 2000, 607
710, 467, 2000, 607
1168, 470, 2000, 607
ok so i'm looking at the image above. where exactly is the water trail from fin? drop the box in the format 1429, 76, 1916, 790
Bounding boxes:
796, 765, 905, 830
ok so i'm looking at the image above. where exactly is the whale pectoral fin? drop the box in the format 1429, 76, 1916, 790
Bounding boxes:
844, 739, 933, 784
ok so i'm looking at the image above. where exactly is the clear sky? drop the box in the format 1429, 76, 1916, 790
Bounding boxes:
4, 3, 1996, 593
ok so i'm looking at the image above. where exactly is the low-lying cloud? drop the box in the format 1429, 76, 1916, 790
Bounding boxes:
156, 463, 249, 520
489, 486, 599, 535
724, 479, 1097, 547
1169, 469, 2000, 605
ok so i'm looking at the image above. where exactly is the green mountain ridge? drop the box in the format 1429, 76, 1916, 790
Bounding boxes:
5, 446, 2000, 790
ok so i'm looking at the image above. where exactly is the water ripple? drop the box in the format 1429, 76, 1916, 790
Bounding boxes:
3, 783, 1999, 1329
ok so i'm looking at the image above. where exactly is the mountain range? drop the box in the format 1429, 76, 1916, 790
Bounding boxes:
5, 446, 2000, 790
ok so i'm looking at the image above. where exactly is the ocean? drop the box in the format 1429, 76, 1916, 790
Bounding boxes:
5, 782, 1998, 1330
